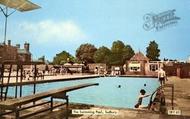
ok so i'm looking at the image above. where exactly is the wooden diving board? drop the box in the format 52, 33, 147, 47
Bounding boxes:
0, 83, 99, 118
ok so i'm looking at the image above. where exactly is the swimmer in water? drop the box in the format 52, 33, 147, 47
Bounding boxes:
134, 89, 150, 109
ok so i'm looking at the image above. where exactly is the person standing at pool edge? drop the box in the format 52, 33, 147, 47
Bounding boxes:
158, 67, 167, 86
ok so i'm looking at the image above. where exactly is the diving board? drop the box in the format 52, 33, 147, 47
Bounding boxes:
0, 83, 99, 119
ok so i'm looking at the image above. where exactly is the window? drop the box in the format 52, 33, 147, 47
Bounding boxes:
130, 67, 140, 71
128, 63, 141, 72
149, 64, 158, 71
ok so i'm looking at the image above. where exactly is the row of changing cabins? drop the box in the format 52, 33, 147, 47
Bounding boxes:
1, 62, 190, 78
56, 52, 190, 78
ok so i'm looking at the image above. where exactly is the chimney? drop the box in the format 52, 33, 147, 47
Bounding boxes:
16, 44, 20, 49
24, 42, 30, 52
8, 40, 11, 46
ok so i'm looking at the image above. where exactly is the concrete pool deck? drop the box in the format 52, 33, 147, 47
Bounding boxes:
11, 102, 189, 119
165, 76, 190, 117
0, 74, 100, 86
1, 75, 190, 119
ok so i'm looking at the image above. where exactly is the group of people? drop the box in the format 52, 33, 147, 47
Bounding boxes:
23, 65, 74, 80
24, 68, 45, 80
94, 67, 107, 75
134, 67, 167, 110
44, 66, 73, 76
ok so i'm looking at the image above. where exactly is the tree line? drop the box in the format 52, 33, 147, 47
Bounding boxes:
52, 40, 160, 65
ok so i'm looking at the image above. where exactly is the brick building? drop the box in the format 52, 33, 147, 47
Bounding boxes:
125, 52, 161, 77
164, 62, 190, 78
0, 40, 17, 62
0, 40, 31, 62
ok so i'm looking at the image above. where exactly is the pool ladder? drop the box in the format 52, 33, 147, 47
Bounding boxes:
148, 84, 174, 112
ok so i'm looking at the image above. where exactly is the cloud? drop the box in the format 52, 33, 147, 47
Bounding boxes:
18, 20, 87, 43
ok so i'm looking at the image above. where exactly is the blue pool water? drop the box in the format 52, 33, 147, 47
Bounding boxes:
8, 77, 159, 109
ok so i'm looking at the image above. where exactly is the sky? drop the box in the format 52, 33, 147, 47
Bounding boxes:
0, 0, 190, 61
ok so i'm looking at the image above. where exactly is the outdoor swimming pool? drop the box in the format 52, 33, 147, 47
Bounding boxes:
8, 77, 159, 109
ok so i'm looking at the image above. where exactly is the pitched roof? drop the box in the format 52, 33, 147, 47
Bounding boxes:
130, 52, 149, 61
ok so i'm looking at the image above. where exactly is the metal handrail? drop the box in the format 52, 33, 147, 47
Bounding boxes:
148, 84, 174, 110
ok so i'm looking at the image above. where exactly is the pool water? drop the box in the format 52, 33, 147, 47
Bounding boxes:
8, 77, 159, 109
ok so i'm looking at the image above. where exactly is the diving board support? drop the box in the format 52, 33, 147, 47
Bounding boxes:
50, 92, 69, 112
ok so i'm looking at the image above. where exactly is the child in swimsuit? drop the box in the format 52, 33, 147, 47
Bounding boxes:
135, 89, 150, 108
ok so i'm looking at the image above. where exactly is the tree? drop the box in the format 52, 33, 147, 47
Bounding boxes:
93, 46, 111, 64
109, 40, 135, 65
109, 40, 125, 65
53, 51, 75, 64
111, 40, 125, 53
146, 40, 160, 61
108, 53, 123, 65
76, 43, 97, 63
122, 45, 135, 63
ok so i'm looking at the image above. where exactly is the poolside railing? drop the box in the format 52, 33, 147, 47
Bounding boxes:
148, 84, 174, 112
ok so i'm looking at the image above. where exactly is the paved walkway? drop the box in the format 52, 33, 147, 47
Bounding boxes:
24, 103, 189, 119
1, 74, 100, 86
165, 76, 190, 116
